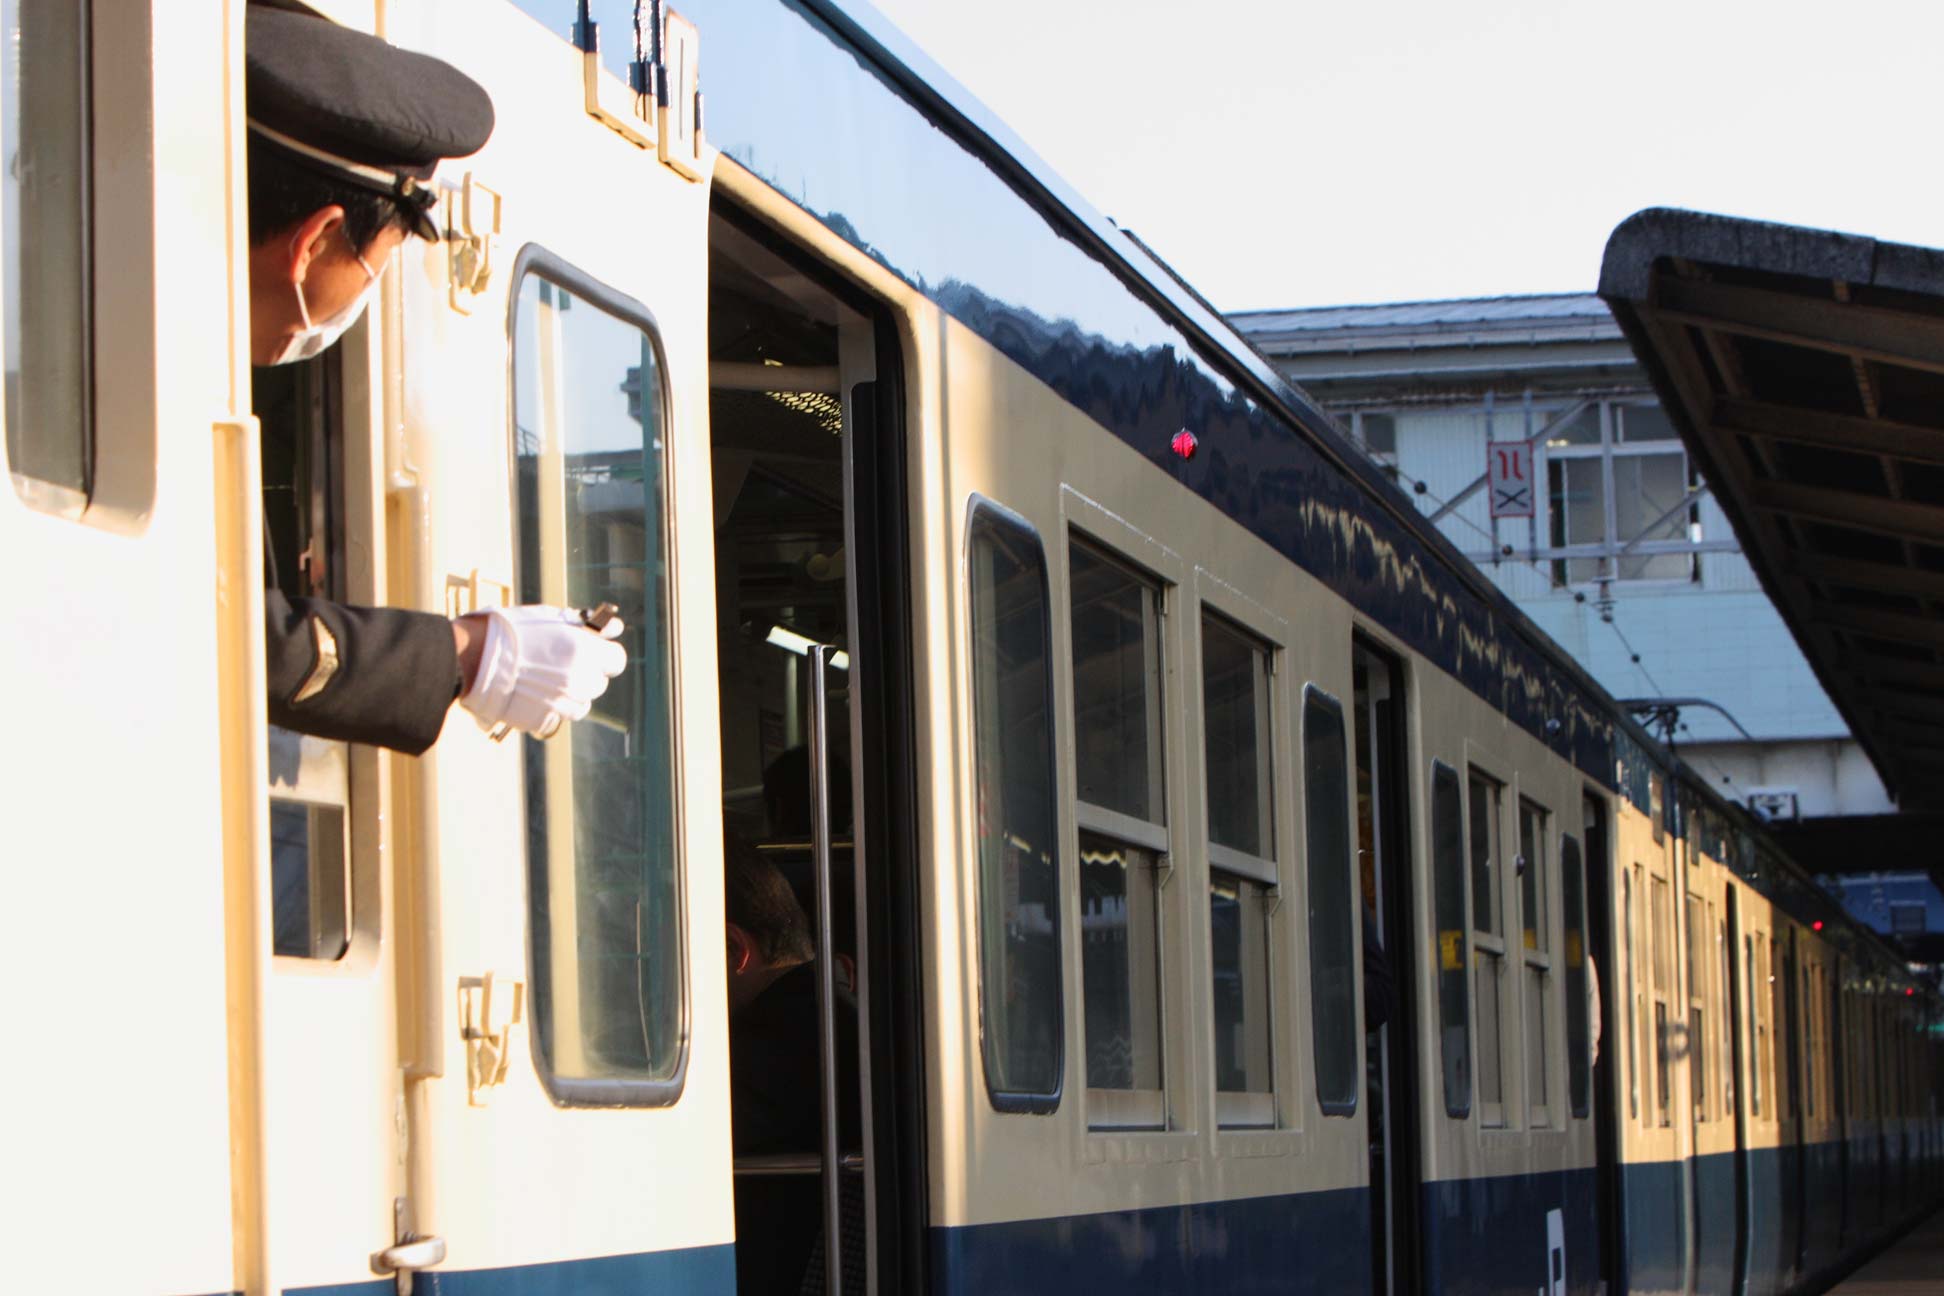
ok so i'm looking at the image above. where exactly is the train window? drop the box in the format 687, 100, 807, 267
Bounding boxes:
1431, 762, 1471, 1119
1718, 918, 1733, 1116
967, 498, 1063, 1110
1623, 868, 1638, 1120
1468, 769, 1507, 1127
1070, 539, 1166, 1127
1205, 615, 1279, 1126
513, 262, 683, 1105
1305, 688, 1357, 1116
258, 353, 352, 962
1802, 960, 1816, 1117
1651, 876, 1672, 1127
1561, 834, 1590, 1120
1211, 872, 1275, 1126
1772, 937, 1792, 1119
2, 0, 93, 515
1202, 614, 1274, 863
1518, 800, 1551, 1127
1686, 894, 1708, 1120
1747, 935, 1763, 1117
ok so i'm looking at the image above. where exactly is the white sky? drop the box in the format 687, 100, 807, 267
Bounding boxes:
869, 0, 1944, 311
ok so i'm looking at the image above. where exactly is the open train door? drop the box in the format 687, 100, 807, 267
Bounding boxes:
378, 5, 730, 1288
1584, 791, 1624, 1295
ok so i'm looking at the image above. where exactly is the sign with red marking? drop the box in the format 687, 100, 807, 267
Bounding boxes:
1488, 441, 1534, 519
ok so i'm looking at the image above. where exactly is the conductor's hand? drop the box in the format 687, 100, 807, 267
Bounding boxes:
457, 605, 628, 738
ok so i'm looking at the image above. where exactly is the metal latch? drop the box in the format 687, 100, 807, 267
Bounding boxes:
372, 1197, 445, 1296
459, 971, 525, 1106
444, 173, 502, 315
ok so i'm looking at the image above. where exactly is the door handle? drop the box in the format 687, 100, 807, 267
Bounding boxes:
370, 1235, 446, 1275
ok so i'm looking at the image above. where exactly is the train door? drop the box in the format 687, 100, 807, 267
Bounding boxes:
384, 5, 729, 1289
705, 197, 918, 1295
1353, 640, 1420, 1296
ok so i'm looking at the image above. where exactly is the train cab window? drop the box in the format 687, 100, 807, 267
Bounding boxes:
968, 499, 1063, 1109
512, 262, 683, 1103
1686, 894, 1709, 1120
1561, 834, 1590, 1120
1204, 614, 1278, 1126
1070, 539, 1168, 1128
1468, 769, 1507, 1126
2, 0, 93, 515
258, 355, 351, 961
1305, 687, 1358, 1118
1517, 799, 1551, 1127
1431, 763, 1471, 1118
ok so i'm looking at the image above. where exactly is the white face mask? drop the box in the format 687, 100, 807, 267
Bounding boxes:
269, 232, 387, 366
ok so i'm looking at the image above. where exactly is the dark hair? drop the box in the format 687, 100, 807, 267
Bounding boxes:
247, 137, 410, 250
724, 832, 816, 966
763, 745, 852, 839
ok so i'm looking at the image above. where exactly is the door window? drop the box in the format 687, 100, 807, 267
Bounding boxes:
2, 0, 93, 514
967, 498, 1063, 1110
513, 256, 684, 1103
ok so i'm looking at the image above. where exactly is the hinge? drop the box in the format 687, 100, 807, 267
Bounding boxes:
444, 174, 502, 316
459, 971, 525, 1107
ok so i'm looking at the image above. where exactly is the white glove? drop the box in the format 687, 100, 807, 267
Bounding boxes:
461, 605, 628, 739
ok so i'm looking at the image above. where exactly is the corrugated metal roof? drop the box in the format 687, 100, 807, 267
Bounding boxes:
1230, 292, 1613, 336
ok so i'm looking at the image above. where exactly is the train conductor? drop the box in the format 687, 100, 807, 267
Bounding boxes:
246, 5, 625, 752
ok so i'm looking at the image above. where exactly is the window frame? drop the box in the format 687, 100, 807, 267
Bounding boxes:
1198, 605, 1283, 1129
1539, 397, 1704, 588
1466, 763, 1510, 1129
1067, 529, 1172, 1131
964, 492, 1066, 1114
508, 245, 689, 1109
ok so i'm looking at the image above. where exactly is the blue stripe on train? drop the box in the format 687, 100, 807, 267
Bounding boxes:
1420, 1166, 1601, 1296
929, 1185, 1371, 1295
223, 1242, 739, 1296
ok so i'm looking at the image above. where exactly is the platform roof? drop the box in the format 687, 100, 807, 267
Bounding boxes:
1600, 209, 1944, 811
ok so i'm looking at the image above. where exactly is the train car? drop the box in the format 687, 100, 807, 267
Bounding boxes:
4, 1, 1939, 1295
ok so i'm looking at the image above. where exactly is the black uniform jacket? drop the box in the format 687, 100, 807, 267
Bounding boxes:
266, 581, 458, 755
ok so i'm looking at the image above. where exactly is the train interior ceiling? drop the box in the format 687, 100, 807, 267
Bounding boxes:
709, 209, 872, 1294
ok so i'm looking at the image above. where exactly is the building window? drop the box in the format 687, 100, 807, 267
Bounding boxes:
513, 262, 684, 1105
1890, 901, 1927, 935
967, 498, 1064, 1111
1543, 400, 1701, 586
1204, 613, 1279, 1127
1070, 538, 1167, 1128
4, 0, 94, 514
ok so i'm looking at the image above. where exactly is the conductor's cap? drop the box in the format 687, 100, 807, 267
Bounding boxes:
246, 5, 495, 241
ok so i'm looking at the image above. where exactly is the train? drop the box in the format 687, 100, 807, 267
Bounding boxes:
5, 0, 1938, 1293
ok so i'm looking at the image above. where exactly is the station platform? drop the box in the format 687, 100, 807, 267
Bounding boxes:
1828, 1208, 1944, 1294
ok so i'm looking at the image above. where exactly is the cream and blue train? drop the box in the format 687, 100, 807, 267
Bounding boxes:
6, 1, 1938, 1293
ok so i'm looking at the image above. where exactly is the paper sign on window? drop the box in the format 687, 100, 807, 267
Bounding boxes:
1488, 441, 1535, 519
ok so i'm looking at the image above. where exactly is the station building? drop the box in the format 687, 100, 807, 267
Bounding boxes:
1231, 289, 1944, 957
